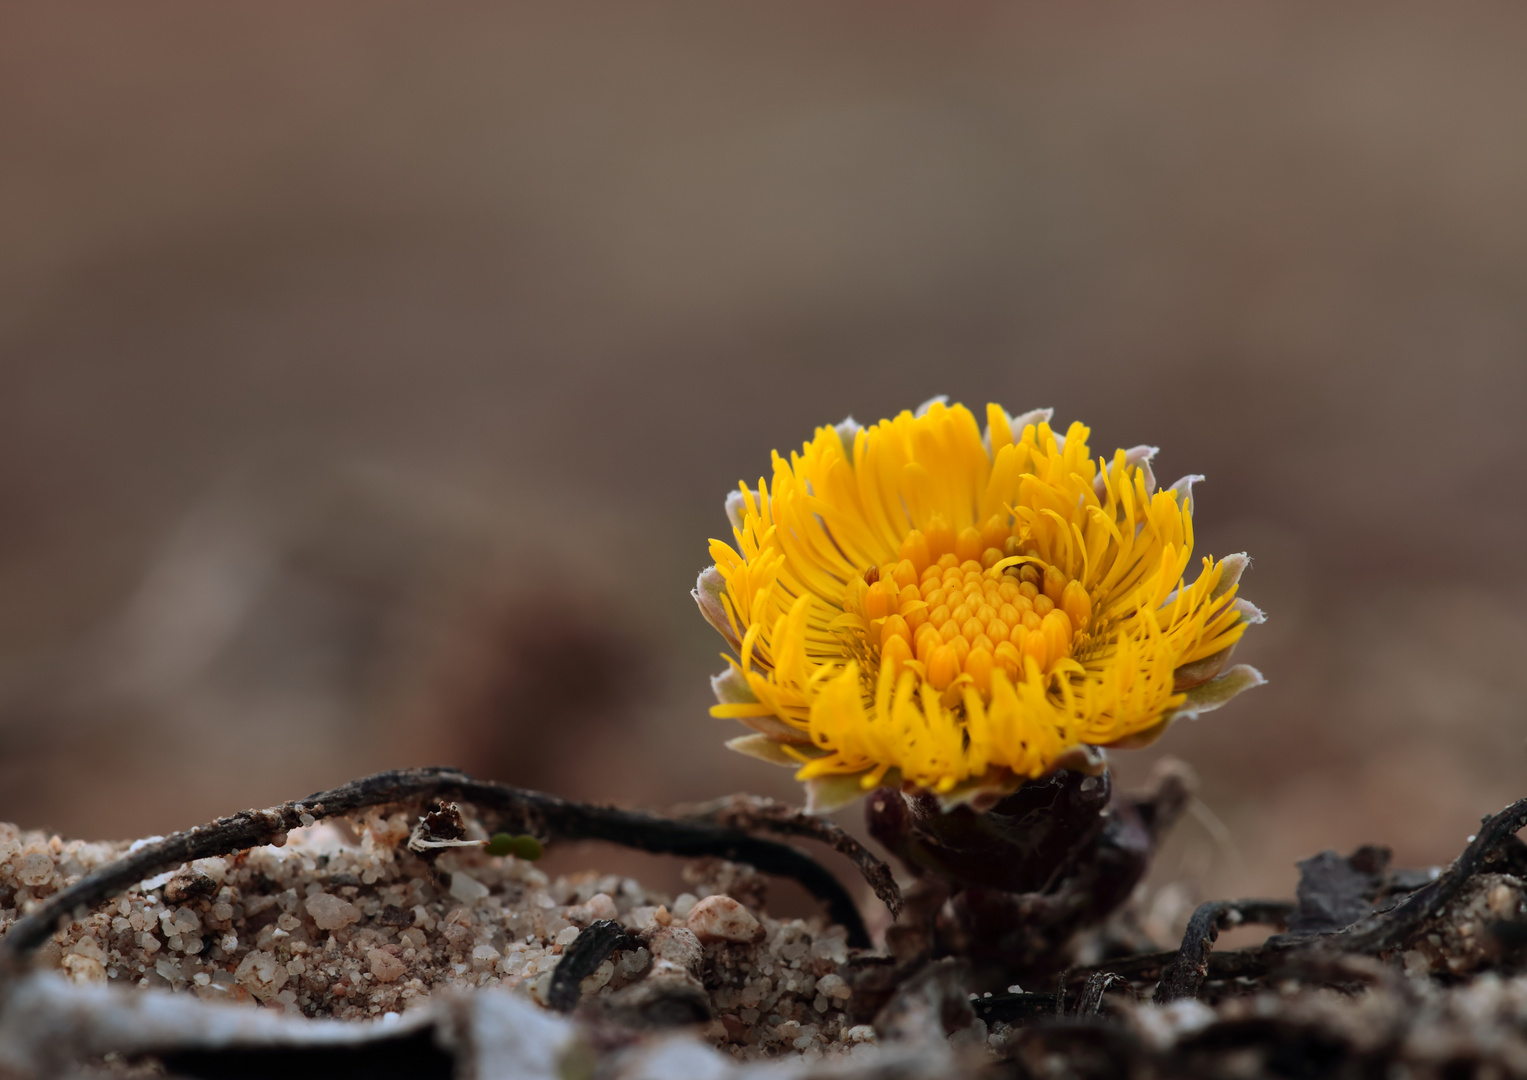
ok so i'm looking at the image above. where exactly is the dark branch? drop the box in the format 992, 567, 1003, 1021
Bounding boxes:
548, 920, 642, 1012
674, 794, 903, 917
1075, 972, 1130, 1017
0, 767, 871, 962
971, 992, 1063, 1026
1154, 899, 1295, 1003
1316, 795, 1527, 956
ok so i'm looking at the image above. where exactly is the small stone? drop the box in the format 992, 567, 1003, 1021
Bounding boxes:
623, 906, 662, 932
16, 852, 52, 887
471, 944, 501, 971
167, 907, 201, 935
190, 857, 227, 882
369, 949, 407, 983
672, 893, 699, 919
528, 972, 554, 1007
234, 950, 288, 1001
61, 954, 106, 984
399, 927, 427, 951
817, 973, 852, 1000
580, 958, 615, 995
846, 1024, 877, 1043
685, 895, 762, 944
68, 937, 106, 963
449, 871, 490, 904
584, 893, 618, 922
648, 927, 704, 974
615, 948, 652, 980
305, 892, 361, 931
809, 937, 849, 965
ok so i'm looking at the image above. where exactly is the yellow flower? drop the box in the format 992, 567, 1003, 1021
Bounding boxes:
695, 399, 1264, 811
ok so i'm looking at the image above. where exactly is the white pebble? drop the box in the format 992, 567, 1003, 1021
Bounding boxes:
580, 958, 615, 995
623, 906, 662, 932
16, 853, 52, 887
168, 907, 201, 935
648, 927, 704, 974
816, 973, 852, 1000
189, 857, 227, 883
685, 895, 762, 944
449, 872, 490, 904
615, 948, 651, 980
304, 893, 361, 931
809, 937, 849, 965
61, 954, 106, 984
570, 893, 619, 925
68, 937, 105, 962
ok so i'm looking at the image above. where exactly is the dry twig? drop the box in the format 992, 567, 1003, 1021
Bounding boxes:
675, 794, 903, 917
0, 766, 872, 962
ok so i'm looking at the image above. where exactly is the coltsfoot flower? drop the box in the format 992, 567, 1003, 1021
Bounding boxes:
695, 399, 1264, 811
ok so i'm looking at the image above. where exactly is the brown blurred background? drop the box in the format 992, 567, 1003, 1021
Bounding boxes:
2, 1, 1525, 914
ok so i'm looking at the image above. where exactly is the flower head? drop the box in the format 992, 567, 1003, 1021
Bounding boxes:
696, 400, 1264, 811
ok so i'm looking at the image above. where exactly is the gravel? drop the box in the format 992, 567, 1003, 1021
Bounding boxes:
0, 812, 866, 1062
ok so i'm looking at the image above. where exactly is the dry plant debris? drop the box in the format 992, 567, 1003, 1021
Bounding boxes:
2, 773, 1527, 1079
0, 808, 866, 1062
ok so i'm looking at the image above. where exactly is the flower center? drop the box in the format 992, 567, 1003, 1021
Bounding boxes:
850, 517, 1093, 700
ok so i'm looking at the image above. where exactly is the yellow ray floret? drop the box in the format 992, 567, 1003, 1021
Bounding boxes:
697, 400, 1263, 806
